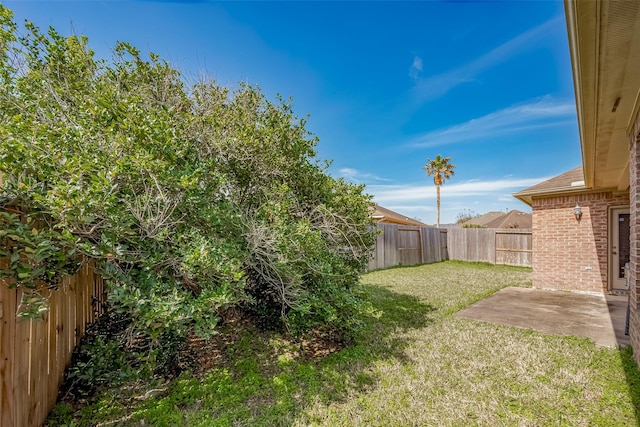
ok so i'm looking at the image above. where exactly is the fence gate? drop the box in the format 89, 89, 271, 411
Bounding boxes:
368, 224, 446, 271
398, 227, 422, 266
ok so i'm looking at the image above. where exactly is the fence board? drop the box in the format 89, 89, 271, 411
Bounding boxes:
14, 312, 29, 427
47, 291, 58, 415
439, 230, 448, 260
383, 224, 398, 268
0, 257, 16, 427
421, 229, 434, 264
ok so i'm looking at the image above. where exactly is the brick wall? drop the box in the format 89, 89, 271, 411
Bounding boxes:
629, 125, 640, 365
531, 192, 629, 293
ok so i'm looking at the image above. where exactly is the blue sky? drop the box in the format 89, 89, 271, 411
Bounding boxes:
4, 1, 581, 224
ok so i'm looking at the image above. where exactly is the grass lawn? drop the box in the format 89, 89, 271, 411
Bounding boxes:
49, 261, 640, 426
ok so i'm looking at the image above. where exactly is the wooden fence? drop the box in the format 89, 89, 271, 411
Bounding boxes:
368, 223, 448, 270
0, 259, 105, 427
446, 228, 532, 267
369, 225, 532, 270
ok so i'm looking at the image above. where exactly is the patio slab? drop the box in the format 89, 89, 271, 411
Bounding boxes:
455, 287, 630, 347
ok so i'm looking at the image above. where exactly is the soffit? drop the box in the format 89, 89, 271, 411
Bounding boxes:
567, 0, 640, 191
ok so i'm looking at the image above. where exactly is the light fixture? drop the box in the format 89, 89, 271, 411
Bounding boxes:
574, 204, 582, 220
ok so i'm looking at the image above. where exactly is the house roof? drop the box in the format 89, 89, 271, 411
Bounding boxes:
371, 205, 427, 227
461, 210, 531, 229
564, 0, 640, 192
512, 166, 587, 205
461, 211, 506, 227
485, 209, 532, 229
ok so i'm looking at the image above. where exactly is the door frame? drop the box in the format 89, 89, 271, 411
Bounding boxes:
609, 206, 631, 291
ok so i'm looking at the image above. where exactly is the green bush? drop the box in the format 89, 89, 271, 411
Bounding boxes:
0, 5, 375, 378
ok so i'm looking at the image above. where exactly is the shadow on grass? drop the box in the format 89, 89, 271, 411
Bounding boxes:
620, 346, 640, 426
351, 283, 436, 362
243, 284, 437, 420
50, 284, 436, 426
362, 283, 435, 328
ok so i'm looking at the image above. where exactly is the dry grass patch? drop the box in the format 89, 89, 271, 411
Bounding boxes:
296, 262, 639, 426
300, 318, 638, 426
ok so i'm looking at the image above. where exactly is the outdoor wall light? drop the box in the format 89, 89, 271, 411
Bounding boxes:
574, 204, 582, 220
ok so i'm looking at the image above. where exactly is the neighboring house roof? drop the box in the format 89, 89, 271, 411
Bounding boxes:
461, 211, 506, 228
512, 166, 587, 206
461, 210, 531, 229
371, 205, 427, 227
485, 209, 532, 229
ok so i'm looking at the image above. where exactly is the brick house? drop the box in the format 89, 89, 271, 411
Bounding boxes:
514, 166, 630, 294
514, 0, 640, 364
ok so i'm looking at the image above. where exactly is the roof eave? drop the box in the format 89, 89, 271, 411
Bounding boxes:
512, 185, 589, 206
564, 0, 598, 188
513, 184, 629, 207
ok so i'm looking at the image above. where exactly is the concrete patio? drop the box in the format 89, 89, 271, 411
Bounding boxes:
456, 287, 630, 347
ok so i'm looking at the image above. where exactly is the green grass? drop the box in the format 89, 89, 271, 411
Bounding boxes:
47, 261, 640, 426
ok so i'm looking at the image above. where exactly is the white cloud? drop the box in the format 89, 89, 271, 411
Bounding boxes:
409, 55, 423, 80
368, 177, 543, 224
338, 167, 392, 183
339, 168, 358, 178
414, 15, 563, 101
368, 176, 548, 203
409, 96, 575, 148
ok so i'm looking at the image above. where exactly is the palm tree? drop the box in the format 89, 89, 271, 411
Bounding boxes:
423, 155, 456, 228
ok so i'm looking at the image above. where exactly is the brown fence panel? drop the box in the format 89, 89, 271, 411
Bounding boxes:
420, 228, 440, 264
446, 228, 468, 261
469, 229, 495, 264
447, 228, 531, 267
495, 230, 532, 267
398, 227, 421, 266
369, 226, 532, 271
0, 259, 105, 427
448, 228, 494, 263
368, 223, 446, 271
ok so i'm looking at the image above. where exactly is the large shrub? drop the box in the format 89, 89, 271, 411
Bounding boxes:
0, 5, 375, 368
